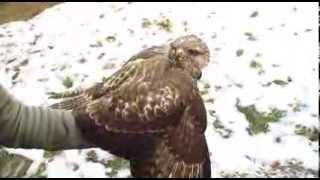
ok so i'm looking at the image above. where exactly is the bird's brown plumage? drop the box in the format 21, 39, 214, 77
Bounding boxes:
49, 35, 211, 178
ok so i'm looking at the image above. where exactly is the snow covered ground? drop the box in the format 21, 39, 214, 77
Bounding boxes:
0, 2, 318, 178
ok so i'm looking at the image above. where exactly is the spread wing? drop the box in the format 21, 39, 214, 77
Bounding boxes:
77, 66, 190, 134
49, 46, 169, 110
51, 48, 194, 134
48, 82, 105, 110
130, 94, 211, 178
49, 59, 143, 110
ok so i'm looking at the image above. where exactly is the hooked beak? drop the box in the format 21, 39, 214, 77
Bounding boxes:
197, 71, 202, 80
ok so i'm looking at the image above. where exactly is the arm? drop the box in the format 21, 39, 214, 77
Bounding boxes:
0, 84, 95, 150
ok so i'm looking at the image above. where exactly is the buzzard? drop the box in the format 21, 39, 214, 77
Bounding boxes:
49, 34, 211, 178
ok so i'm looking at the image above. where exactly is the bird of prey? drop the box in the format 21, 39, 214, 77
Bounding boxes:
49, 35, 211, 178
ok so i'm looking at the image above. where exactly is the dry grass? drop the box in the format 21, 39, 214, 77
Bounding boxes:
0, 2, 60, 25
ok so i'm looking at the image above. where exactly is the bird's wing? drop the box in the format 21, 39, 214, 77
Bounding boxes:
80, 73, 188, 134
48, 82, 105, 110
47, 87, 86, 99
49, 46, 168, 110
72, 50, 197, 135
130, 94, 211, 178
123, 45, 168, 66
49, 56, 144, 110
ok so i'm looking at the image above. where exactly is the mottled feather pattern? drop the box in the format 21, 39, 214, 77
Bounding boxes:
47, 87, 85, 99
48, 35, 211, 178
131, 129, 210, 178
49, 82, 105, 110
85, 83, 184, 134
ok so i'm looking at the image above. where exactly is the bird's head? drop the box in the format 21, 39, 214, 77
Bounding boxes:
168, 35, 209, 80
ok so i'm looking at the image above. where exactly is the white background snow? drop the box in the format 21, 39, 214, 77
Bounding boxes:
0, 2, 318, 178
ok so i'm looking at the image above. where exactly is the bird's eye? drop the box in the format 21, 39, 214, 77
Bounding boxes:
188, 49, 200, 55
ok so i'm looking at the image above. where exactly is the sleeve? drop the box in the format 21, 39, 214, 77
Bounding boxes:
0, 84, 95, 150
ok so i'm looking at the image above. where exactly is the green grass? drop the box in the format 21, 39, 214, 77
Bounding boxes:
62, 76, 74, 89
86, 150, 98, 163
294, 125, 319, 142
250, 60, 265, 75
104, 158, 130, 177
141, 17, 173, 32
236, 99, 287, 134
213, 119, 233, 138
43, 150, 62, 160
156, 18, 173, 32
